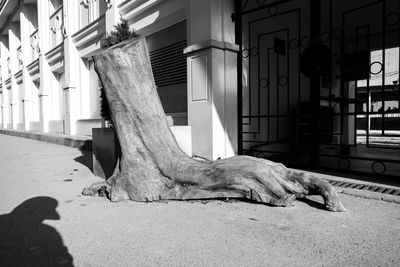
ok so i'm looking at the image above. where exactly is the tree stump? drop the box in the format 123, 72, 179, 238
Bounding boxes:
83, 38, 345, 212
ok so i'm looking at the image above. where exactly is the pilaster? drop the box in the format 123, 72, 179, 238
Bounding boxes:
185, 0, 238, 160
1, 84, 8, 128
9, 23, 19, 130
37, 0, 52, 132
0, 36, 9, 128
0, 87, 2, 127
63, 0, 82, 135
20, 4, 32, 131
105, 0, 121, 32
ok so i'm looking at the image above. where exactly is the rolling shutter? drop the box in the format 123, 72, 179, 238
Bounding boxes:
149, 40, 187, 88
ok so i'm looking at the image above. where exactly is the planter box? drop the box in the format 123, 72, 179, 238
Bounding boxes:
92, 128, 120, 179
92, 126, 192, 179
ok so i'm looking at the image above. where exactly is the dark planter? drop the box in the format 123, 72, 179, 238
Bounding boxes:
92, 127, 120, 179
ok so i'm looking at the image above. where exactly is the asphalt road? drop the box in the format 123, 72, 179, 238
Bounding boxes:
0, 134, 399, 266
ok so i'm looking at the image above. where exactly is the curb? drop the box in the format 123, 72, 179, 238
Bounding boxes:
338, 188, 400, 204
0, 129, 92, 151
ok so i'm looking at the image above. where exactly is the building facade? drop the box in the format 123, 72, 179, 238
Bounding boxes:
0, 0, 239, 160
1, 0, 399, 178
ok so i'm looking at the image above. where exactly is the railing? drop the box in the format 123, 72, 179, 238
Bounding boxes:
30, 29, 40, 63
49, 5, 64, 50
79, 0, 108, 29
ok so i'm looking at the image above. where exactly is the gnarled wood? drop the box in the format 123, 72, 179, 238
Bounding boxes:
83, 38, 345, 212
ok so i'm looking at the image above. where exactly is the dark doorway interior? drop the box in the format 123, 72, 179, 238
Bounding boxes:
236, 0, 400, 182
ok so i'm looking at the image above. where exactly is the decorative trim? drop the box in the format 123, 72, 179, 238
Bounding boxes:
119, 0, 166, 21
45, 43, 64, 73
71, 14, 106, 47
7, 57, 11, 75
49, 5, 63, 19
17, 46, 23, 67
81, 0, 89, 8
5, 77, 11, 88
183, 39, 240, 55
30, 30, 40, 54
105, 0, 112, 9
71, 14, 106, 57
190, 55, 208, 102
26, 58, 40, 77
14, 70, 22, 84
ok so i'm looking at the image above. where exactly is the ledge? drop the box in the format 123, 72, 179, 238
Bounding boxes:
45, 43, 64, 73
72, 14, 106, 41
71, 14, 106, 57
26, 58, 40, 80
4, 77, 11, 87
183, 39, 240, 55
14, 69, 22, 84
119, 0, 165, 19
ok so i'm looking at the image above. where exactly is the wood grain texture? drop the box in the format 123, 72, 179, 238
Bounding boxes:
83, 38, 345, 212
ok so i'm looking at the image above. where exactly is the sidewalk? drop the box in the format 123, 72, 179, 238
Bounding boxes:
0, 128, 92, 150
0, 134, 399, 266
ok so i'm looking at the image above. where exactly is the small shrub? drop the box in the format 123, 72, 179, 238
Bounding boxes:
99, 20, 138, 126
99, 81, 112, 124
100, 20, 138, 49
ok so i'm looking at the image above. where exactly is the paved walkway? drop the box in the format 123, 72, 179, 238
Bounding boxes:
0, 134, 399, 266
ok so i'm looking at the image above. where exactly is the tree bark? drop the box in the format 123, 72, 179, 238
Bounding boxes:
83, 38, 345, 212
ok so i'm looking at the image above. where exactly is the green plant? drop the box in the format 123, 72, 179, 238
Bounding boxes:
100, 20, 138, 49
99, 20, 138, 126
99, 81, 112, 124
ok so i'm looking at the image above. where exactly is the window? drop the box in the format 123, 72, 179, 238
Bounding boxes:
356, 47, 400, 146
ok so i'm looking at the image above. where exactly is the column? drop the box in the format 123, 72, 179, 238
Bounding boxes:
185, 0, 238, 160
37, 0, 52, 132
20, 4, 33, 131
0, 36, 9, 128
105, 0, 120, 32
63, 0, 82, 135
9, 23, 19, 130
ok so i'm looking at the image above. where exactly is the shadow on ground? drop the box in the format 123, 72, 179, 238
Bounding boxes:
74, 141, 93, 172
0, 197, 74, 267
297, 197, 326, 210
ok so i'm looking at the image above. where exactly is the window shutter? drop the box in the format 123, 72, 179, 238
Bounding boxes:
149, 40, 187, 87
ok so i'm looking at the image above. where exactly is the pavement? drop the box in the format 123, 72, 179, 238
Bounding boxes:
0, 134, 399, 267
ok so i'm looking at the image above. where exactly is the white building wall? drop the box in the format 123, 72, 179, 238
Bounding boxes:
0, 0, 238, 158
0, 34, 9, 129
31, 81, 40, 122
88, 60, 101, 119
79, 58, 91, 120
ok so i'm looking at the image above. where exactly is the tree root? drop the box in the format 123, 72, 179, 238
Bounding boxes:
82, 156, 346, 212
82, 181, 111, 198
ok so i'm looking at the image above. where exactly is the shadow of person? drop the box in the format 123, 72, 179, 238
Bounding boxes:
0, 197, 74, 266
